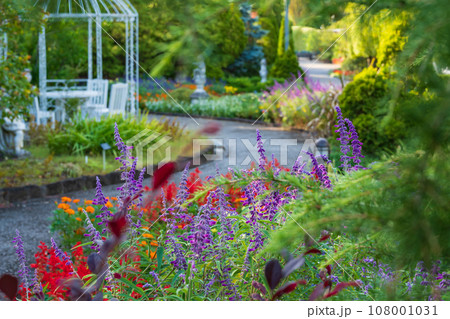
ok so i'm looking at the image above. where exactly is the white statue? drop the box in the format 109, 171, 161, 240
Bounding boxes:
260, 58, 267, 83
190, 57, 209, 103
0, 116, 29, 157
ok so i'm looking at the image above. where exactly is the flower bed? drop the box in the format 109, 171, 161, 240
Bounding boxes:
2, 111, 448, 301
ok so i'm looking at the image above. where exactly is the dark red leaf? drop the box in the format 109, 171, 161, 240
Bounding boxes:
153, 162, 176, 190
272, 280, 307, 300
200, 122, 221, 135
0, 274, 18, 300
323, 282, 360, 299
108, 216, 128, 238
252, 281, 266, 295
326, 265, 332, 275
308, 282, 325, 301
319, 234, 330, 242
304, 248, 321, 256
113, 273, 122, 279
264, 259, 283, 291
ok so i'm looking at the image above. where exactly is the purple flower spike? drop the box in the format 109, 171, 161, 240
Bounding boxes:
12, 229, 29, 290
93, 177, 112, 234
50, 238, 73, 268
256, 129, 266, 170
83, 211, 102, 251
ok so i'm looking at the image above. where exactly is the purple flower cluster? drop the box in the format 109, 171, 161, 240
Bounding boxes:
93, 177, 113, 234
50, 237, 73, 267
305, 151, 332, 189
83, 210, 102, 251
12, 229, 29, 289
334, 107, 365, 171
256, 129, 266, 171
187, 199, 213, 259
409, 260, 449, 300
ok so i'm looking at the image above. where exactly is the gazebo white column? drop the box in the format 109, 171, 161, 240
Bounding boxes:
88, 17, 93, 80
96, 15, 102, 79
38, 25, 47, 109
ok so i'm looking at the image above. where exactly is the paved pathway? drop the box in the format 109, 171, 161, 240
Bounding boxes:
299, 57, 344, 86
0, 115, 310, 276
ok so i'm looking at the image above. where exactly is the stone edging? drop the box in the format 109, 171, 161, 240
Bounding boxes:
0, 144, 216, 203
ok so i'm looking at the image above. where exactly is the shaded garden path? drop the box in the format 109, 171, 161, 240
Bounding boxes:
0, 115, 309, 275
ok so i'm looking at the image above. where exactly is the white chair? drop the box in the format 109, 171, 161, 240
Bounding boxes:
108, 83, 128, 116
85, 79, 109, 119
31, 97, 56, 129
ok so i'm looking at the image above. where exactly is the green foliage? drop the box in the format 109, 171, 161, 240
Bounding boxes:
204, 3, 247, 79
341, 56, 369, 72
270, 48, 302, 79
0, 55, 37, 124
48, 114, 184, 156
168, 87, 195, 103
147, 93, 261, 119
332, 3, 411, 68
338, 66, 403, 154
258, 0, 284, 66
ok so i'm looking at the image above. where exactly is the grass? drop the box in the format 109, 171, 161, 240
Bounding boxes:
0, 132, 210, 189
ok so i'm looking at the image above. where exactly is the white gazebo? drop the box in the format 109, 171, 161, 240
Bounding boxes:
35, 0, 139, 114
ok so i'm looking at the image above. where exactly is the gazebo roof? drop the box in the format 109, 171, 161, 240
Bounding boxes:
34, 0, 137, 19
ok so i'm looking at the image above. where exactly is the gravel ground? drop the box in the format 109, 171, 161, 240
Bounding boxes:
0, 111, 311, 277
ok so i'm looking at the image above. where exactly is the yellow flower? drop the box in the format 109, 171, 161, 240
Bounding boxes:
73, 199, 80, 204
84, 200, 93, 205
85, 206, 95, 214
65, 209, 75, 215
142, 234, 154, 239
61, 197, 72, 202
76, 217, 82, 221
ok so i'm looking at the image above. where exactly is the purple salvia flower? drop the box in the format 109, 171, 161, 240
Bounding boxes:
83, 210, 102, 251
334, 106, 351, 170
174, 162, 191, 204
149, 271, 161, 288
12, 229, 29, 291
50, 237, 73, 267
93, 177, 112, 234
256, 129, 266, 170
345, 118, 365, 170
305, 152, 332, 189
188, 199, 213, 259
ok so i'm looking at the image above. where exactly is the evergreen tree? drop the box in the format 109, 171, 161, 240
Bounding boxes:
226, 2, 268, 77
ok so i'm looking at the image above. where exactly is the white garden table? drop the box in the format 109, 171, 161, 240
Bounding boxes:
45, 90, 102, 122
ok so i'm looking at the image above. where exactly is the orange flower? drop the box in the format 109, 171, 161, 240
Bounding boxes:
111, 197, 118, 201
57, 203, 70, 210
73, 199, 80, 204
139, 241, 148, 246
77, 207, 83, 212
61, 197, 72, 202
76, 217, 82, 221
85, 200, 93, 205
142, 234, 154, 239
149, 251, 156, 259
85, 206, 95, 214
105, 201, 113, 208
141, 226, 149, 230
150, 241, 158, 247
65, 209, 75, 215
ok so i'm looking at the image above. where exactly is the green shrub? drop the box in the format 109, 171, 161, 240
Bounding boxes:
341, 56, 369, 72
168, 87, 195, 102
48, 114, 183, 156
270, 48, 303, 79
147, 93, 261, 120
338, 66, 408, 154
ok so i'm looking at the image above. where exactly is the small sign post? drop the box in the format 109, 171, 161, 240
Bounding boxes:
100, 143, 112, 171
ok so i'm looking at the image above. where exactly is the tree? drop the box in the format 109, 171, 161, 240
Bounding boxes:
227, 2, 268, 77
